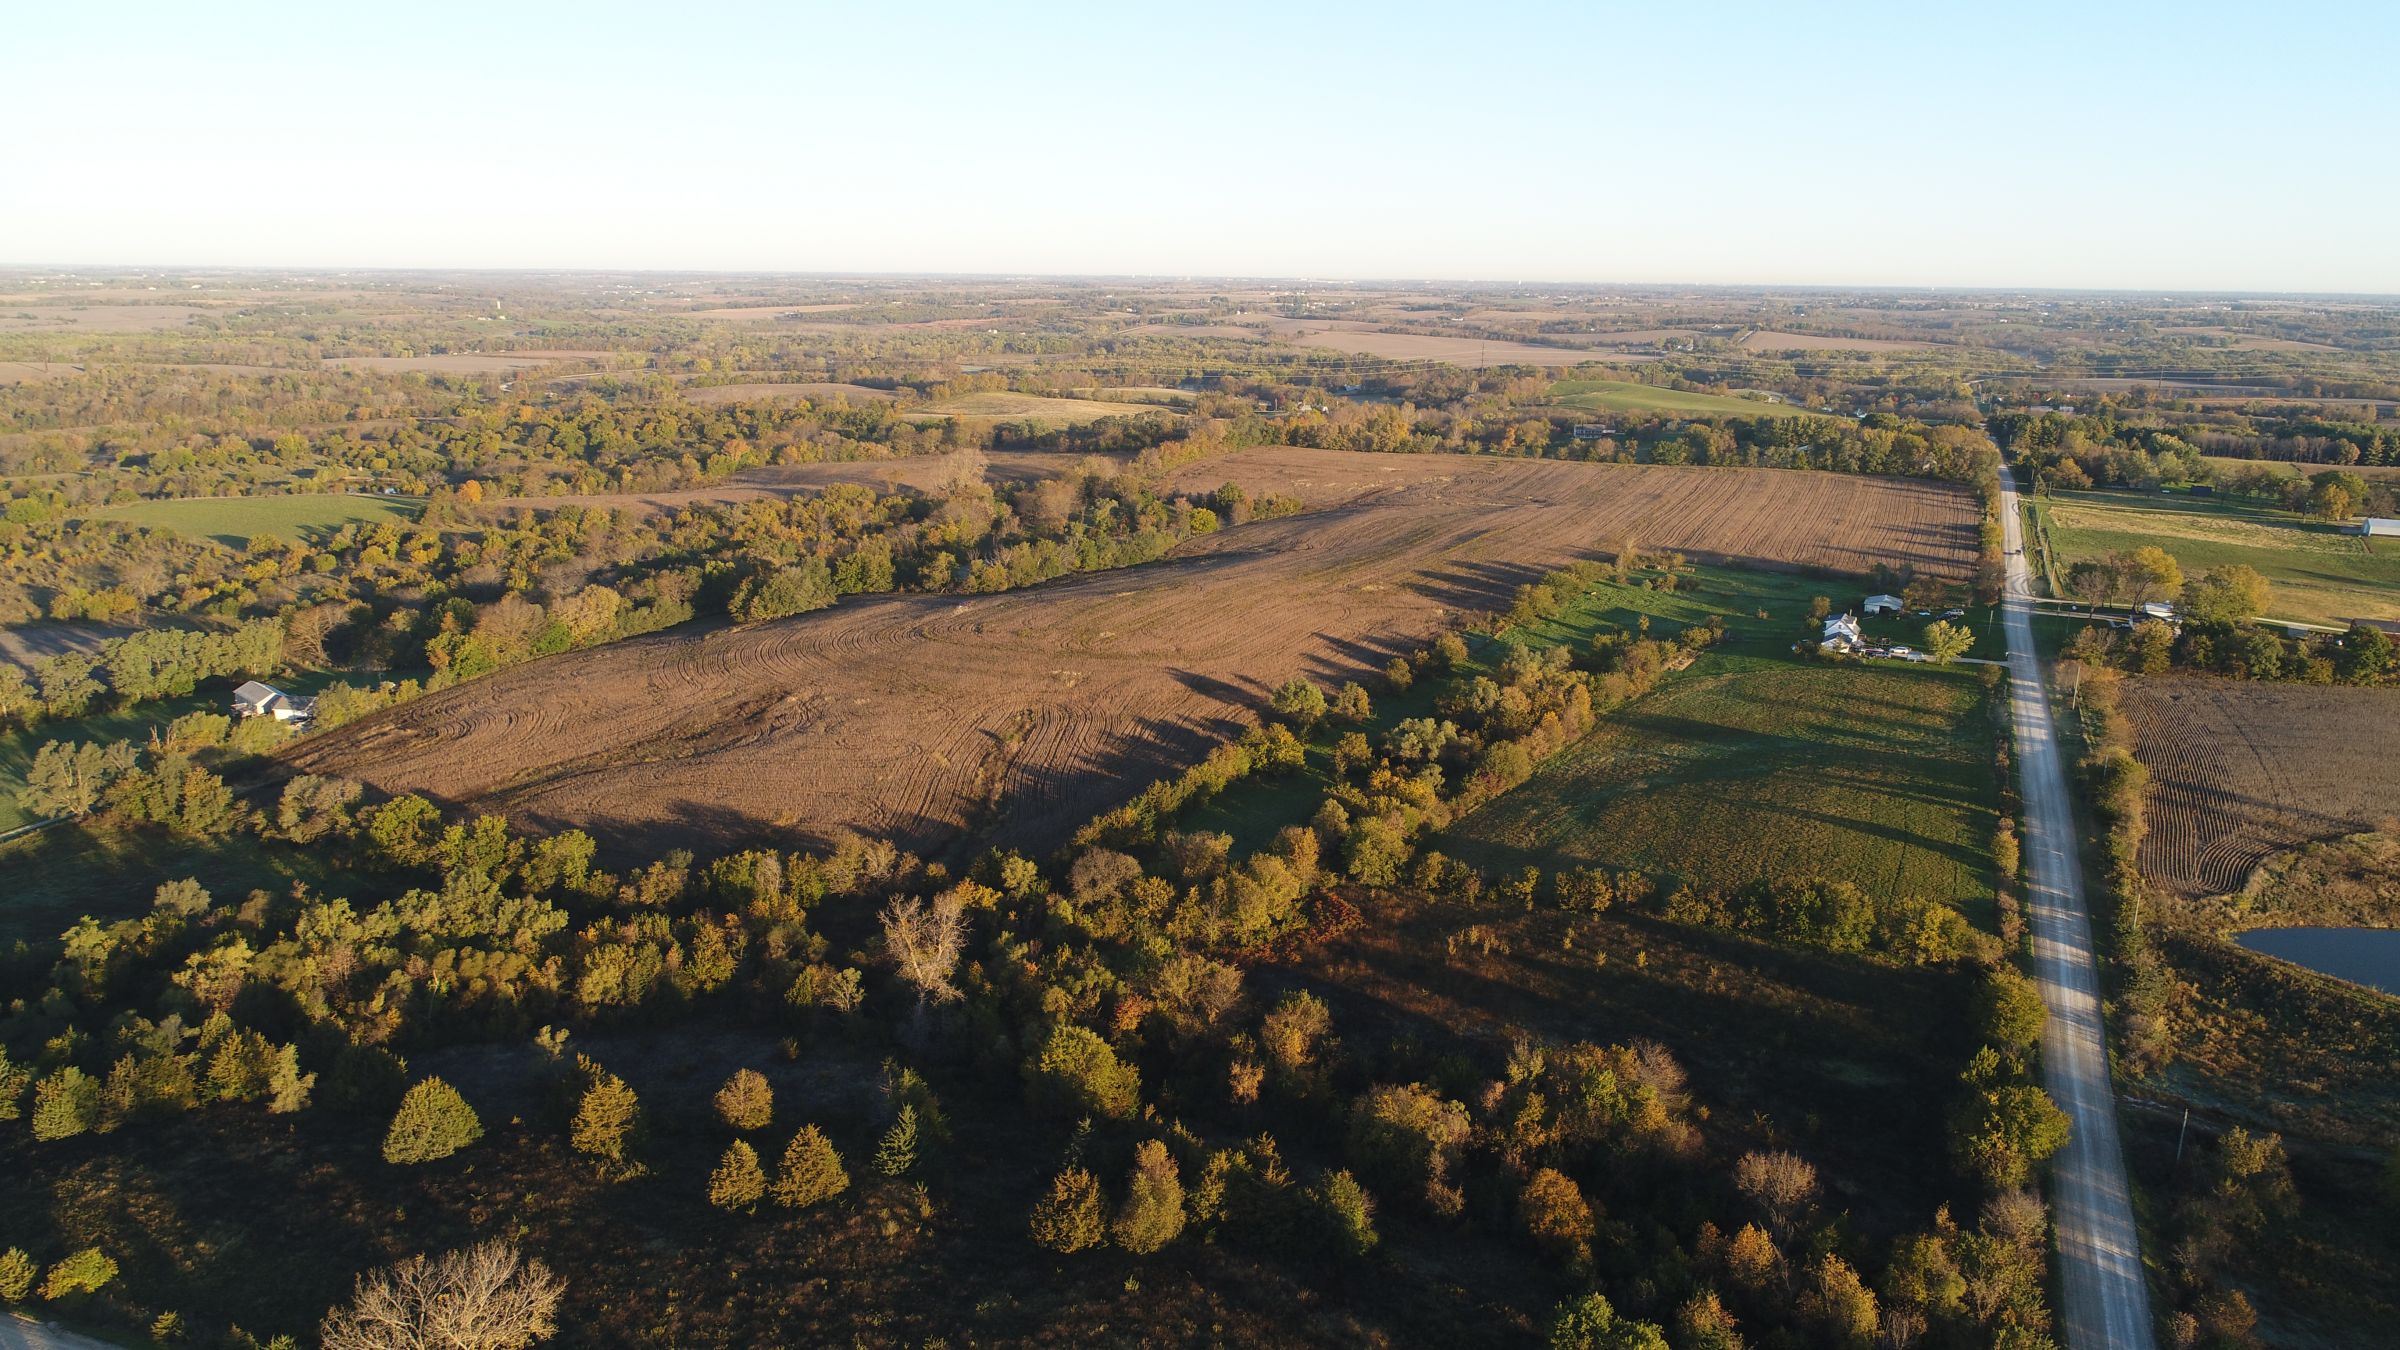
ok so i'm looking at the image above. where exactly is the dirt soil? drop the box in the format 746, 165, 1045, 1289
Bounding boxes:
288, 449, 1978, 859
2121, 677, 2400, 897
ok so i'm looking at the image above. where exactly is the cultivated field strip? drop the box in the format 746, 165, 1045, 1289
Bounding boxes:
2122, 678, 2400, 897
288, 449, 1977, 856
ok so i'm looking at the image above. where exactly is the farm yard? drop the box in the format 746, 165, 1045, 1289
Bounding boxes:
287, 449, 1980, 858
2036, 488, 2400, 624
1548, 377, 1809, 420
2120, 677, 2400, 898
86, 492, 423, 547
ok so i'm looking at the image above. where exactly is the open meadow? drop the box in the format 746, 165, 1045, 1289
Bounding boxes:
2120, 676, 2400, 898
287, 450, 1979, 858
87, 492, 424, 547
2037, 488, 2400, 624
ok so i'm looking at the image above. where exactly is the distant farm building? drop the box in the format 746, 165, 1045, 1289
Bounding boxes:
2136, 601, 2179, 624
2361, 517, 2400, 538
1863, 593, 1904, 615
232, 680, 314, 723
1821, 613, 1865, 653
1571, 424, 1613, 440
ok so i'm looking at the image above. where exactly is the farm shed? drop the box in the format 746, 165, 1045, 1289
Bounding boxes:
1863, 594, 1904, 615
2361, 517, 2400, 537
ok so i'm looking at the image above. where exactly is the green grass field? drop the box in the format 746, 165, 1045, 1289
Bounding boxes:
1548, 378, 1809, 420
1175, 561, 2003, 922
2034, 488, 2399, 625
88, 493, 423, 548
1441, 658, 2001, 915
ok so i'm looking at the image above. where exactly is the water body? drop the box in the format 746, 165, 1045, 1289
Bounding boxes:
2235, 927, 2400, 997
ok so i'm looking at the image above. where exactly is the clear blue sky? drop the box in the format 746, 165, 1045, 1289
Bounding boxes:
4, 1, 2393, 291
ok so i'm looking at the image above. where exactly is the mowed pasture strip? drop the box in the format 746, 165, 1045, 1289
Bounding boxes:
1549, 378, 1809, 420
907, 391, 1169, 424
2122, 677, 2400, 898
287, 450, 1978, 857
87, 493, 423, 547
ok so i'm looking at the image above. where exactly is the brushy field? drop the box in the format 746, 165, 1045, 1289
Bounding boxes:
1548, 378, 1809, 420
2035, 488, 2400, 624
2120, 677, 2400, 898
88, 493, 423, 548
1442, 570, 2002, 917
289, 450, 1980, 859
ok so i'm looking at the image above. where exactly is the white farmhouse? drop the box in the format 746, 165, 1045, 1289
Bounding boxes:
1821, 613, 1865, 653
231, 680, 315, 723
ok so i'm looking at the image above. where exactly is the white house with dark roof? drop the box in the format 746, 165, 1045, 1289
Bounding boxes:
1821, 613, 1865, 653
231, 680, 314, 722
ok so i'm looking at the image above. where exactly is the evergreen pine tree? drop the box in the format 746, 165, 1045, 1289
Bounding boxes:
772, 1126, 851, 1209
708, 1140, 766, 1211
1029, 1167, 1106, 1253
874, 1104, 919, 1177
382, 1077, 482, 1164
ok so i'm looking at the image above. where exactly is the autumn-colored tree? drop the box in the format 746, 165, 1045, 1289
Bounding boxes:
1521, 1167, 1595, 1269
1547, 1292, 1669, 1349
0, 1249, 34, 1303
1113, 1140, 1186, 1254
714, 1068, 773, 1132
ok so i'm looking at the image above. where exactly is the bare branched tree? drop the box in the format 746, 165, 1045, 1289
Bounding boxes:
320, 1239, 564, 1350
1735, 1149, 1821, 1241
881, 892, 966, 1005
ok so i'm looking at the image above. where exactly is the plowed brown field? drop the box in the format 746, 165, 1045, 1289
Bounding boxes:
2121, 678, 2400, 897
288, 450, 1977, 857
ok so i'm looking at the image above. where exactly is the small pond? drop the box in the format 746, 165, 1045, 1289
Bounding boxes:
2235, 927, 2400, 998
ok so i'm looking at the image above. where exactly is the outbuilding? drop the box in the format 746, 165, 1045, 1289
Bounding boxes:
2361, 517, 2400, 538
1863, 594, 1904, 615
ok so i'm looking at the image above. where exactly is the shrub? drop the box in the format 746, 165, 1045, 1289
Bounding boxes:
1309, 1169, 1378, 1258
1547, 1292, 1668, 1350
382, 1077, 482, 1164
1025, 1024, 1141, 1120
0, 1249, 34, 1303
1030, 1167, 1107, 1253
38, 1247, 117, 1301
